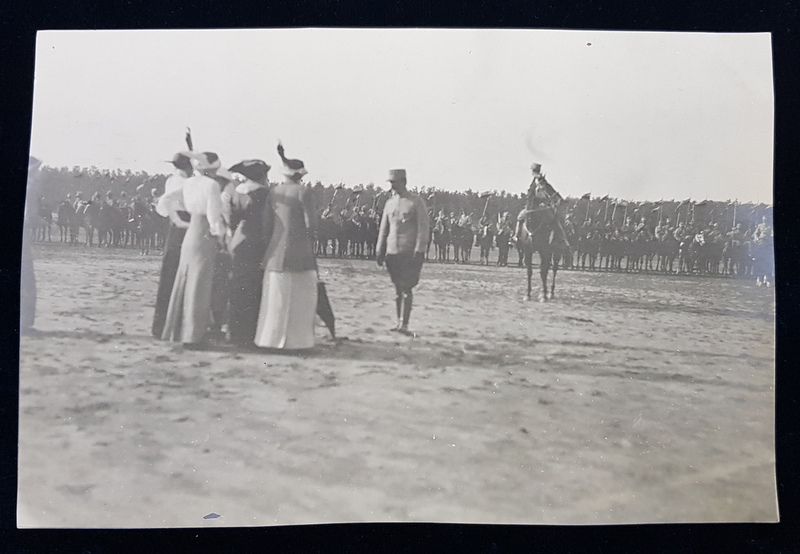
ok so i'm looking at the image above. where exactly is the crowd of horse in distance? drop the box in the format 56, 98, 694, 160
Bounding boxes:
26, 164, 774, 286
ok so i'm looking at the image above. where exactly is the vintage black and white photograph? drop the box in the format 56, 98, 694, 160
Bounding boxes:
18, 29, 776, 527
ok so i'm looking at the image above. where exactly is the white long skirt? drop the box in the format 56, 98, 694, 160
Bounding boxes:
254, 270, 317, 349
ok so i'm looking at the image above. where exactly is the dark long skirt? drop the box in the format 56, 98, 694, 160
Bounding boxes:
152, 223, 186, 338
227, 247, 265, 345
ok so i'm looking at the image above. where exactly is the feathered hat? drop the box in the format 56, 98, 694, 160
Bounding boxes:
165, 128, 195, 167
166, 152, 193, 167
191, 152, 221, 173
277, 142, 307, 178
229, 159, 271, 184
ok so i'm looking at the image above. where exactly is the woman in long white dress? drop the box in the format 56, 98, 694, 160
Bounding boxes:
254, 143, 317, 350
161, 152, 227, 348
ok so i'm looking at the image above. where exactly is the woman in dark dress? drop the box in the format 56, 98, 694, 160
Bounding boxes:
151, 152, 193, 338
223, 160, 272, 346
254, 144, 318, 350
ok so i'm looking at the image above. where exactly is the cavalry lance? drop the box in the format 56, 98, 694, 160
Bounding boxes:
584, 194, 591, 224
480, 191, 491, 218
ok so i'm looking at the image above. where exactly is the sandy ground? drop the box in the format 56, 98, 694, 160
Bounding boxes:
17, 243, 777, 527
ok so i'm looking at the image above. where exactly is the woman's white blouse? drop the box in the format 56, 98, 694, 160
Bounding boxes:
155, 173, 189, 218
181, 174, 226, 237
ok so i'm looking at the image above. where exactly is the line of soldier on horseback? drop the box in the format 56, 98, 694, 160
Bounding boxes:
429, 198, 527, 267
567, 210, 772, 280
315, 185, 381, 259
30, 159, 774, 287
43, 186, 168, 254
430, 209, 479, 264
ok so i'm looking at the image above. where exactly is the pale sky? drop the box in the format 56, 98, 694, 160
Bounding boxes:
29, 29, 774, 203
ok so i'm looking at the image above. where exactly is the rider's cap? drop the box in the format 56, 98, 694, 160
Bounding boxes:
530, 162, 542, 176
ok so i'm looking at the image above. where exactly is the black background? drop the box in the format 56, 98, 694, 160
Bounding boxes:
1, 1, 798, 552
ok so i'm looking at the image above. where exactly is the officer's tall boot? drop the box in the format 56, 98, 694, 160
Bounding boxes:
394, 294, 403, 331
401, 291, 413, 333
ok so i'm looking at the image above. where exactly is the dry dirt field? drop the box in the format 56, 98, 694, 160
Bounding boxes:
17, 243, 777, 527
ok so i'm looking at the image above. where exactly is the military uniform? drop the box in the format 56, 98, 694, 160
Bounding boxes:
377, 170, 430, 334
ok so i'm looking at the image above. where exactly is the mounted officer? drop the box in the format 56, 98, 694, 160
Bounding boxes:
512, 162, 569, 248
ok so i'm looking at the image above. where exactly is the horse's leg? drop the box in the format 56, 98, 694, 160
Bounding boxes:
539, 250, 549, 302
551, 254, 558, 299
525, 250, 533, 300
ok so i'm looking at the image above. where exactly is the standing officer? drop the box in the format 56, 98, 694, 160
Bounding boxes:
376, 169, 430, 335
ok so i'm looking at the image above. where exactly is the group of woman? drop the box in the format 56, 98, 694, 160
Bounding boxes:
150, 144, 319, 351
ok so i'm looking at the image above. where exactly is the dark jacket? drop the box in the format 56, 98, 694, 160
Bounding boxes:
225, 181, 271, 262
261, 181, 317, 272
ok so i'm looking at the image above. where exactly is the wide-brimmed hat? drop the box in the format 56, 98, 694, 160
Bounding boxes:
191, 152, 221, 172
387, 169, 407, 183
277, 142, 307, 178
229, 159, 271, 184
165, 151, 193, 166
